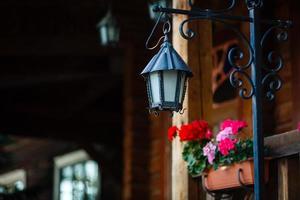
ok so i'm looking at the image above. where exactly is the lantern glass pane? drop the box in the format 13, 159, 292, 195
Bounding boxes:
179, 73, 187, 103
163, 70, 178, 102
100, 25, 108, 45
150, 71, 161, 104
108, 25, 115, 42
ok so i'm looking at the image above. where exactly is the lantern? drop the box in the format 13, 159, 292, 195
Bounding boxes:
141, 38, 193, 113
96, 9, 119, 46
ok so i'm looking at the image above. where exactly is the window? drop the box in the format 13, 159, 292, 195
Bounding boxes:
54, 150, 100, 200
0, 169, 26, 194
212, 39, 238, 104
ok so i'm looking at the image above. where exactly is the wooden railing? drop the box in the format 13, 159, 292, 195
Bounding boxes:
264, 130, 300, 200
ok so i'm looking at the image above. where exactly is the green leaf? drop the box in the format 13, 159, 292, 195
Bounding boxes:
187, 154, 196, 166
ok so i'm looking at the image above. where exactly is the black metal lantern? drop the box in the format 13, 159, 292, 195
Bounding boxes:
141, 36, 193, 113
96, 9, 120, 46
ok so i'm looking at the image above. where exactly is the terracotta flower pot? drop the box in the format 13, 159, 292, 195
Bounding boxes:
203, 159, 270, 191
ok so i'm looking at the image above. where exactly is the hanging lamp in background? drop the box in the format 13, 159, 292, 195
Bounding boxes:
96, 8, 120, 46
141, 15, 193, 114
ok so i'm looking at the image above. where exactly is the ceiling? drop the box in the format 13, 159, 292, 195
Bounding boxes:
0, 0, 126, 144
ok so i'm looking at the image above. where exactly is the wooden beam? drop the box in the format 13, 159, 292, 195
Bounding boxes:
171, 1, 190, 199
265, 130, 300, 158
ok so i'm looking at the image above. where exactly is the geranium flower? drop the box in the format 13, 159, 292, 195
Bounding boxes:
192, 120, 212, 139
205, 129, 213, 140
220, 119, 248, 134
168, 126, 178, 141
179, 124, 198, 141
216, 127, 234, 142
218, 138, 236, 156
178, 120, 212, 141
203, 142, 217, 164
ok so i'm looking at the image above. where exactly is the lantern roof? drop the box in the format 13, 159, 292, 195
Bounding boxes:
141, 39, 193, 77
96, 9, 116, 28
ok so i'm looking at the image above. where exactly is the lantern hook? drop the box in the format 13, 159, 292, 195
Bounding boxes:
146, 12, 171, 50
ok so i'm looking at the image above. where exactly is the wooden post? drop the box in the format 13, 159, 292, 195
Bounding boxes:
171, 0, 213, 199
171, 1, 189, 199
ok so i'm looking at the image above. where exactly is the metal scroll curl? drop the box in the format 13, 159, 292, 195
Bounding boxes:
179, 17, 254, 68
260, 22, 291, 101
179, 17, 255, 99
245, 0, 263, 9
262, 72, 282, 101
188, 0, 236, 13
216, 19, 254, 99
230, 69, 254, 99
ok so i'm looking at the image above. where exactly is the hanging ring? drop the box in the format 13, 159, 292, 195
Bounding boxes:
163, 19, 171, 35
237, 168, 254, 191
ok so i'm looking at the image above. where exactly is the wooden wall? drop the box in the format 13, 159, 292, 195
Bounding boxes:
170, 0, 300, 199
271, 0, 295, 134
121, 1, 171, 200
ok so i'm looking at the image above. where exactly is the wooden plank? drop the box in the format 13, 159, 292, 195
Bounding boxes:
276, 156, 300, 200
171, 0, 189, 199
277, 158, 289, 200
287, 156, 300, 200
264, 130, 300, 158
188, 17, 213, 200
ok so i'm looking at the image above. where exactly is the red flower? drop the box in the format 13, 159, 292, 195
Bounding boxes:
298, 122, 300, 132
168, 126, 178, 141
178, 120, 212, 141
218, 138, 236, 156
220, 119, 248, 134
178, 124, 198, 141
205, 129, 213, 140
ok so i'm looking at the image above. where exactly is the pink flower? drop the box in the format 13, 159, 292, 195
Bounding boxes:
298, 122, 300, 132
168, 126, 178, 141
218, 138, 236, 156
203, 142, 217, 164
220, 119, 248, 134
216, 127, 234, 142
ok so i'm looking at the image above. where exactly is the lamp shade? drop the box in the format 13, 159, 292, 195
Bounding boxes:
141, 39, 193, 113
96, 10, 119, 46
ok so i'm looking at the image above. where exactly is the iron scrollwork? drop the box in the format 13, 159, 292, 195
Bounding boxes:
261, 21, 292, 100
153, 1, 291, 101
179, 15, 255, 99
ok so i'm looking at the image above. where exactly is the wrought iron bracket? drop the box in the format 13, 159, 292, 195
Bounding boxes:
151, 1, 292, 101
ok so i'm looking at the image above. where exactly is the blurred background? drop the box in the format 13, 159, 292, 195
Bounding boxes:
0, 0, 298, 200
0, 0, 163, 199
